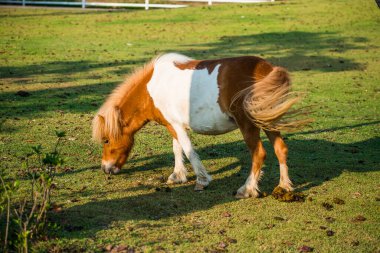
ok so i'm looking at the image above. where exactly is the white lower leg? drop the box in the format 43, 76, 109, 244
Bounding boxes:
279, 163, 293, 191
173, 126, 212, 188
167, 139, 188, 184
236, 173, 260, 198
188, 151, 212, 186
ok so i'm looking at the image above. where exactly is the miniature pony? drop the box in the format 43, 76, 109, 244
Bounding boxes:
92, 53, 310, 198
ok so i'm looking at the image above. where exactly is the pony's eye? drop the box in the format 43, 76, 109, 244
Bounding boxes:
104, 140, 109, 144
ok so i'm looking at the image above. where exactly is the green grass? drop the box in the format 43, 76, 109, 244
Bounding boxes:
1, 0, 379, 252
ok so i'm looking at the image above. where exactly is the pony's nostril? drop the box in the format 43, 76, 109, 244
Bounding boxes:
112, 167, 121, 174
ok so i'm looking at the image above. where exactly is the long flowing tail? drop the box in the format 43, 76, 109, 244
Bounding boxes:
232, 67, 312, 132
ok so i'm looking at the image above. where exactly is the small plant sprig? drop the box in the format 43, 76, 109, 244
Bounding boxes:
0, 176, 19, 253
0, 130, 66, 253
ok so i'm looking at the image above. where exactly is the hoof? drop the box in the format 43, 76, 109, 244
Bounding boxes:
167, 172, 187, 184
235, 186, 259, 199
235, 191, 248, 199
194, 174, 211, 191
278, 183, 294, 192
194, 183, 206, 191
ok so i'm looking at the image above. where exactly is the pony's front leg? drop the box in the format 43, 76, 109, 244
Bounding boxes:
236, 126, 266, 198
167, 138, 188, 184
173, 125, 212, 191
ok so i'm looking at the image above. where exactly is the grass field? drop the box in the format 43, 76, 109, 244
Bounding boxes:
1, 0, 379, 252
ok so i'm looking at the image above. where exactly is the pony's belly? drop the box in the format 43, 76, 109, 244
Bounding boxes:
191, 121, 237, 135
189, 108, 237, 135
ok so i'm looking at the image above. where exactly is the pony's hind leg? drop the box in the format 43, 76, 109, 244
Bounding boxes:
265, 130, 293, 191
236, 126, 266, 198
167, 138, 188, 184
172, 125, 212, 191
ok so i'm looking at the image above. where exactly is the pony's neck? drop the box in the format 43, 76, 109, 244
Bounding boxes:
118, 67, 155, 135
121, 101, 150, 135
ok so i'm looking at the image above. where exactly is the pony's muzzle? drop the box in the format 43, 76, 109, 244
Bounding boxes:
101, 164, 111, 174
101, 161, 121, 175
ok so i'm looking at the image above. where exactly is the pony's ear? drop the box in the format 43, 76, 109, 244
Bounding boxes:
92, 114, 106, 142
114, 106, 121, 114
98, 114, 105, 126
113, 106, 126, 127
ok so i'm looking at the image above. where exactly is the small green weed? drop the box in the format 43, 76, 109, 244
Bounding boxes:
0, 131, 65, 252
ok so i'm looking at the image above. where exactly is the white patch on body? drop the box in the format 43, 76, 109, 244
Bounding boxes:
148, 53, 237, 135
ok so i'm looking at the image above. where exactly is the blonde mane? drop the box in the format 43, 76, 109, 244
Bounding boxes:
92, 58, 156, 143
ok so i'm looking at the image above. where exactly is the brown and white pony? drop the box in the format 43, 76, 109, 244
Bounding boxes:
92, 53, 310, 198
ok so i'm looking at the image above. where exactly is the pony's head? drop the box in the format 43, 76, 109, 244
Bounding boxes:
92, 59, 156, 174
92, 106, 134, 174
